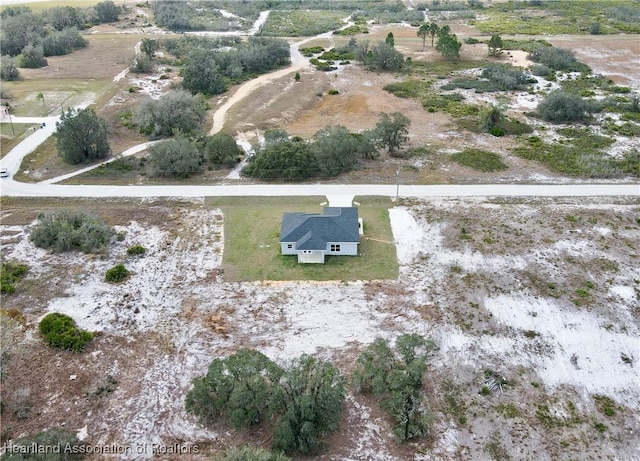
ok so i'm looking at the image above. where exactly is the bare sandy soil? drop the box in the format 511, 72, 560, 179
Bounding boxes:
1, 196, 639, 460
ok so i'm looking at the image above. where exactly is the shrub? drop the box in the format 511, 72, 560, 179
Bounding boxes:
451, 149, 508, 172
105, 264, 130, 283
16, 44, 47, 68
537, 90, 594, 122
489, 126, 505, 137
147, 137, 203, 178
528, 46, 590, 72
1, 261, 28, 295
39, 313, 93, 352
30, 210, 113, 254
126, 244, 146, 256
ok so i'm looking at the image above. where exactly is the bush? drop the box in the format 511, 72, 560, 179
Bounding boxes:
16, 44, 47, 68
147, 137, 202, 178
134, 90, 206, 138
30, 210, 113, 254
105, 264, 129, 283
126, 244, 146, 256
129, 53, 154, 73
39, 313, 93, 352
0, 56, 20, 81
537, 90, 594, 122
451, 149, 508, 172
528, 46, 590, 72
1, 261, 28, 295
204, 133, 243, 168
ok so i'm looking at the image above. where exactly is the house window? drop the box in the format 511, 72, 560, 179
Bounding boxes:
287, 244, 293, 249
330, 244, 341, 252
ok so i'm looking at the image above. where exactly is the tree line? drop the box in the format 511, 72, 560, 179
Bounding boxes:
242, 112, 410, 180
0, 1, 120, 78
131, 36, 291, 96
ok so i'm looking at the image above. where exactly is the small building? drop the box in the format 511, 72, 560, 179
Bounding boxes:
279, 207, 362, 264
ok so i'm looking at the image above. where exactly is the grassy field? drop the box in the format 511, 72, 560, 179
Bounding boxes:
206, 196, 398, 282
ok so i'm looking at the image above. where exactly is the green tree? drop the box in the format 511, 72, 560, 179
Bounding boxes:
134, 90, 207, 138
130, 53, 154, 73
537, 90, 593, 123
352, 334, 437, 441
204, 133, 243, 168
55, 108, 110, 164
428, 22, 440, 47
417, 24, 428, 50
17, 44, 47, 68
182, 49, 226, 95
436, 32, 461, 60
487, 34, 503, 56
94, 0, 120, 23
294, 71, 300, 82
311, 125, 362, 176
1, 57, 20, 81
272, 355, 345, 455
147, 137, 202, 178
385, 32, 395, 47
44, 6, 83, 31
0, 12, 45, 56
374, 112, 411, 154
140, 38, 160, 58
185, 349, 283, 428
242, 139, 316, 180
367, 41, 404, 71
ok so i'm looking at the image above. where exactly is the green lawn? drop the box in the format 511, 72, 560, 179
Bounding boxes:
206, 196, 399, 282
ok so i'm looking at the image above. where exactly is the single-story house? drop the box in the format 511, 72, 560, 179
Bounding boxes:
279, 207, 362, 263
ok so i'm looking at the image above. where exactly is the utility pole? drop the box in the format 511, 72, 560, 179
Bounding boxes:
7, 104, 15, 136
395, 169, 400, 203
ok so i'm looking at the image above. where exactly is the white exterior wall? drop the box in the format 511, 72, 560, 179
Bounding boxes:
280, 242, 296, 255
325, 242, 358, 256
298, 250, 325, 263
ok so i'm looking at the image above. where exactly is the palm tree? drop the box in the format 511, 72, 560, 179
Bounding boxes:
36, 92, 45, 107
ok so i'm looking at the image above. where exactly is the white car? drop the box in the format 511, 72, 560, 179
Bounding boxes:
0, 168, 9, 178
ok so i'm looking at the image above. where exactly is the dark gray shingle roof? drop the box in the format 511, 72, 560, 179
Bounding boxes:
279, 207, 359, 250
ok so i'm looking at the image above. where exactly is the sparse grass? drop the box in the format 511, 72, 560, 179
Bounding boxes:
1, 123, 37, 158
593, 395, 616, 417
260, 10, 345, 36
206, 196, 398, 282
451, 149, 508, 172
12, 137, 77, 183
471, 1, 640, 35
